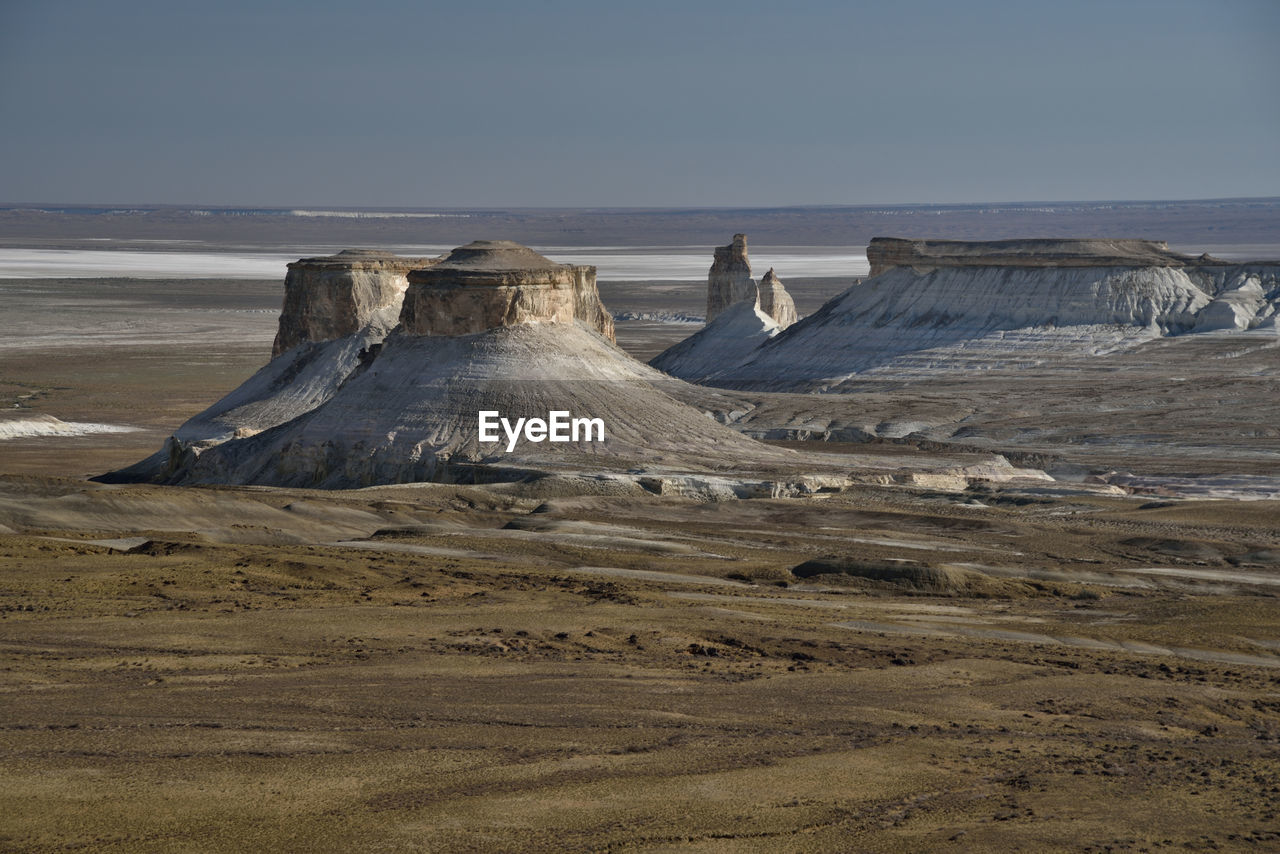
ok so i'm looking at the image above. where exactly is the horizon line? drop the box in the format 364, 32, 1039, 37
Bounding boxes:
3, 196, 1280, 213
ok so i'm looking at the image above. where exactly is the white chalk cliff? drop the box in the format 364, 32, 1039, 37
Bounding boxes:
272, 249, 434, 357
758, 268, 798, 328
706, 234, 758, 322
701, 238, 1280, 391
649, 299, 782, 383
652, 235, 798, 381
154, 241, 803, 488
108, 249, 439, 482
705, 234, 797, 327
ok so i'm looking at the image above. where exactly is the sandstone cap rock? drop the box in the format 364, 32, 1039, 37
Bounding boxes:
866, 237, 1198, 276
273, 248, 439, 356
707, 233, 757, 322
401, 240, 612, 339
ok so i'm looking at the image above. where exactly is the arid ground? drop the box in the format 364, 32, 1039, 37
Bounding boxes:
3, 475, 1279, 852
2, 208, 1279, 851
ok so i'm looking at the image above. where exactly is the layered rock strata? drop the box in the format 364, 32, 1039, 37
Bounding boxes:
656, 237, 798, 381
758, 268, 798, 327
126, 241, 829, 489
706, 238, 1280, 391
273, 249, 438, 356
704, 234, 797, 326
106, 248, 440, 483
571, 264, 617, 342
706, 234, 759, 322
399, 240, 614, 340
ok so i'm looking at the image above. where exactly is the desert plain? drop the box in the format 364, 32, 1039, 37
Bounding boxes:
1, 203, 1279, 852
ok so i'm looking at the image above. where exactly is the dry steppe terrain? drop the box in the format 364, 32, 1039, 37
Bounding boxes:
2, 211, 1279, 850
2, 476, 1279, 852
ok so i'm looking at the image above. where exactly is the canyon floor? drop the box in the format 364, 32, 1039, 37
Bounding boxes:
1, 271, 1278, 852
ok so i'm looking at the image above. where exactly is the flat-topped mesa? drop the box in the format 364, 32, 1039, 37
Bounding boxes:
273, 249, 439, 357
866, 237, 1204, 277
400, 240, 614, 340
758, 268, 798, 327
707, 234, 758, 322
703, 237, 1280, 393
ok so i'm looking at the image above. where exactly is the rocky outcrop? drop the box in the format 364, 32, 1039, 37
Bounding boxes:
702, 238, 1280, 392
571, 265, 616, 342
866, 237, 1203, 277
649, 237, 800, 382
651, 239, 800, 381
117, 240, 816, 489
171, 322, 805, 488
106, 248, 441, 483
757, 268, 797, 327
273, 249, 438, 357
706, 234, 758, 322
705, 235, 797, 329
399, 240, 614, 341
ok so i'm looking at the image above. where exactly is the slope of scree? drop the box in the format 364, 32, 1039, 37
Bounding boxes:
176, 323, 810, 488
703, 237, 1280, 391
653, 233, 796, 381
104, 249, 439, 482
143, 240, 814, 489
650, 299, 781, 383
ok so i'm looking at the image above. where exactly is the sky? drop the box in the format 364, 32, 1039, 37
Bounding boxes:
1, 0, 1277, 207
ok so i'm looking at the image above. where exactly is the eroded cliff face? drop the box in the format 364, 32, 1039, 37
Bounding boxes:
571, 265, 616, 342
105, 248, 443, 483
707, 234, 758, 322
758, 268, 798, 328
705, 235, 797, 328
703, 239, 1280, 391
272, 249, 438, 357
399, 241, 614, 340
154, 240, 799, 488
866, 237, 1201, 277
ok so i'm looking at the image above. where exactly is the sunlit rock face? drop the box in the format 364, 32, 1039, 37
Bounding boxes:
706, 234, 758, 322
399, 240, 613, 341
864, 237, 1198, 277
690, 238, 1280, 391
112, 239, 798, 488
758, 268, 798, 328
273, 249, 437, 357
571, 264, 617, 342
654, 237, 800, 383
106, 248, 441, 483
705, 235, 797, 328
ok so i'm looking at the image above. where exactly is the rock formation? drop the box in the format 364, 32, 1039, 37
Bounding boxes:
398, 240, 613, 340
106, 248, 441, 483
651, 237, 798, 382
704, 234, 797, 327
694, 238, 1280, 392
706, 234, 758, 322
757, 268, 798, 327
864, 237, 1198, 277
571, 264, 617, 342
273, 249, 438, 357
129, 241, 808, 489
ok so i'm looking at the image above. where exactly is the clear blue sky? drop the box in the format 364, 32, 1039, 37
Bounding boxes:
1, 0, 1276, 207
